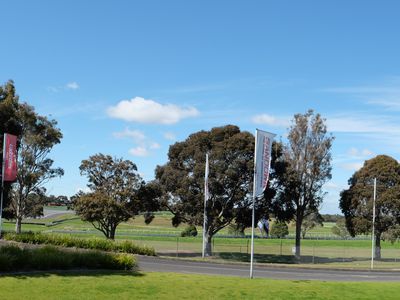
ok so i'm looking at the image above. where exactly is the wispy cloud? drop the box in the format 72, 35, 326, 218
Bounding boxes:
163, 132, 176, 141
321, 77, 400, 110
107, 97, 199, 125
66, 82, 79, 90
47, 81, 80, 92
113, 128, 161, 157
251, 114, 290, 127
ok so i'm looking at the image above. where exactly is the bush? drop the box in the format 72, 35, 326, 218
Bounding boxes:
270, 221, 289, 238
0, 244, 137, 271
3, 232, 155, 256
180, 225, 198, 237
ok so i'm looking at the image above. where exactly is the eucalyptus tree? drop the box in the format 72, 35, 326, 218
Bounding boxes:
340, 155, 400, 259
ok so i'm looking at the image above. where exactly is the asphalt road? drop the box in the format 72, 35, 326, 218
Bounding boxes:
137, 255, 400, 282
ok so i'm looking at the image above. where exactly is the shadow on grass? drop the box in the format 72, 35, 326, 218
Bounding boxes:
218, 252, 380, 265
0, 269, 145, 280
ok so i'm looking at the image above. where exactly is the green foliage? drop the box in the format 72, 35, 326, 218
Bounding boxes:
75, 154, 160, 239
156, 125, 255, 255
331, 219, 351, 239
340, 155, 400, 258
0, 244, 136, 271
3, 232, 155, 256
270, 221, 289, 238
272, 110, 334, 258
301, 210, 324, 238
227, 224, 245, 237
180, 225, 198, 237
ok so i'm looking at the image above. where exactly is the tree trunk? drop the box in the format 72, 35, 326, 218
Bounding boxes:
109, 225, 116, 240
295, 214, 302, 261
15, 216, 22, 234
204, 231, 213, 257
375, 232, 381, 260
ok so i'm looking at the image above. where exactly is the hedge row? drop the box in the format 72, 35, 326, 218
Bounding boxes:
0, 244, 136, 272
3, 232, 155, 256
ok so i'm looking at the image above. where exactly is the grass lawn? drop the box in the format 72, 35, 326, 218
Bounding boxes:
0, 271, 399, 300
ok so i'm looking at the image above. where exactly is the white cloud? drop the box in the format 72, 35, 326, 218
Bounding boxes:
164, 132, 176, 141
113, 128, 146, 143
251, 114, 289, 127
113, 128, 161, 157
340, 162, 364, 171
129, 146, 149, 157
150, 142, 160, 149
47, 81, 80, 92
321, 77, 400, 111
107, 97, 199, 124
347, 147, 374, 158
66, 82, 79, 90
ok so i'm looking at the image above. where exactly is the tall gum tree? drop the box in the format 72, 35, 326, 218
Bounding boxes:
275, 110, 333, 260
156, 125, 254, 256
340, 155, 400, 259
11, 103, 63, 233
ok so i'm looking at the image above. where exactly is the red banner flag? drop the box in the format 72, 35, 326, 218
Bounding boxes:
2, 133, 18, 182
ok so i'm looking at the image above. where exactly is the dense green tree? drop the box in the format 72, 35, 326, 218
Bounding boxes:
339, 155, 400, 259
274, 110, 334, 260
0, 81, 23, 220
74, 154, 160, 239
270, 221, 289, 238
156, 125, 254, 256
9, 103, 63, 233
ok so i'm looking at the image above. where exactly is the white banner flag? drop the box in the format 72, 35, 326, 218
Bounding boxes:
254, 129, 276, 197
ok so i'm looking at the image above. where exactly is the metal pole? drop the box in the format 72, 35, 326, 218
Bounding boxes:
250, 130, 258, 279
0, 134, 6, 238
371, 178, 377, 270
202, 153, 209, 258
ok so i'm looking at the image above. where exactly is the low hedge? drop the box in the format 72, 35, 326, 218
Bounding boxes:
0, 244, 136, 272
3, 232, 155, 256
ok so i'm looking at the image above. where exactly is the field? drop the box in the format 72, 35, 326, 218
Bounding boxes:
0, 271, 400, 300
3, 208, 400, 270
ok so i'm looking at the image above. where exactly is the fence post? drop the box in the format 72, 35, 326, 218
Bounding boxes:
280, 239, 283, 256
247, 239, 249, 255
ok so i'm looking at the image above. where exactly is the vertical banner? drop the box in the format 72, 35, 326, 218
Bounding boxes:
250, 129, 276, 278
3, 133, 18, 182
254, 129, 276, 197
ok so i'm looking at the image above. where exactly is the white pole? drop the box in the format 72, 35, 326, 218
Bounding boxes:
202, 153, 209, 258
371, 178, 377, 270
250, 130, 258, 279
0, 134, 6, 238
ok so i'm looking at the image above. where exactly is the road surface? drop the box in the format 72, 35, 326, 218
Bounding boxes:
137, 255, 400, 282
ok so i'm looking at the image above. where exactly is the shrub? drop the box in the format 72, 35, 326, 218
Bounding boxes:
3, 232, 155, 256
180, 225, 198, 237
0, 244, 137, 271
270, 221, 289, 238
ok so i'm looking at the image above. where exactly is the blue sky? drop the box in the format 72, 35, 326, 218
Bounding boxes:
2, 0, 400, 213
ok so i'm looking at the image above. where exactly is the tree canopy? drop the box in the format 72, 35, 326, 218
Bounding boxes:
339, 155, 400, 259
75, 154, 159, 239
155, 125, 255, 256
273, 110, 333, 259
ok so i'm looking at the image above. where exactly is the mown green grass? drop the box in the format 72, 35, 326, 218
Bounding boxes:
0, 271, 399, 300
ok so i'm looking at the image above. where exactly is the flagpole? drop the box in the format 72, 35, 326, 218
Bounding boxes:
371, 177, 377, 270
250, 130, 258, 279
0, 134, 6, 238
202, 153, 209, 258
